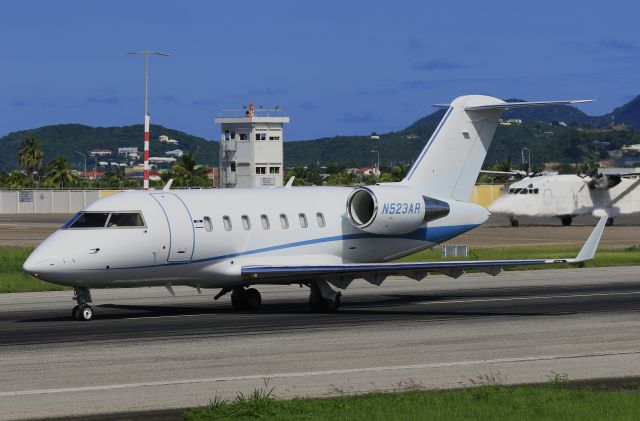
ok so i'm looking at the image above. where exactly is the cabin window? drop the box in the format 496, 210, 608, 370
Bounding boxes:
68, 212, 110, 228
107, 212, 145, 227
299, 213, 308, 228
521, 189, 528, 194
223, 216, 232, 231
533, 188, 539, 194
280, 214, 289, 229
316, 212, 326, 227
242, 215, 251, 230
203, 216, 213, 232
261, 214, 270, 229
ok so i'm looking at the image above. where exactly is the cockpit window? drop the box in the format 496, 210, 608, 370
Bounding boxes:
68, 212, 110, 228
107, 213, 144, 227
66, 212, 145, 229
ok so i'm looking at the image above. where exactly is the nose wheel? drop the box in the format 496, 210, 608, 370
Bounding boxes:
72, 287, 93, 321
72, 304, 93, 321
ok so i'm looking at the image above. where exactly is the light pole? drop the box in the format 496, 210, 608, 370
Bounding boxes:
371, 150, 380, 178
521, 147, 531, 175
127, 50, 169, 189
74, 151, 87, 177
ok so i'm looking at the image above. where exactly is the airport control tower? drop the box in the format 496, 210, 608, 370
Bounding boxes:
215, 104, 290, 188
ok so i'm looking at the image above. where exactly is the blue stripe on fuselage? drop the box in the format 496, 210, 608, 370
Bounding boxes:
104, 224, 479, 270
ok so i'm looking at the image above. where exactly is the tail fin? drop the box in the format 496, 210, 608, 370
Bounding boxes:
402, 95, 592, 201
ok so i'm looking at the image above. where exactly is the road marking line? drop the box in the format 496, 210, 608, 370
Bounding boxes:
418, 291, 640, 305
1, 350, 638, 397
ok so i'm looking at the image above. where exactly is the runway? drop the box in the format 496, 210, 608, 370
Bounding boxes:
1, 266, 639, 420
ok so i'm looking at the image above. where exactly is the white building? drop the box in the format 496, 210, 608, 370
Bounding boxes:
159, 135, 179, 145
165, 149, 184, 158
215, 104, 289, 188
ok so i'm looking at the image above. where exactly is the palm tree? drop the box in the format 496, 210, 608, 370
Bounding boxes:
44, 156, 77, 188
17, 135, 44, 176
165, 152, 208, 187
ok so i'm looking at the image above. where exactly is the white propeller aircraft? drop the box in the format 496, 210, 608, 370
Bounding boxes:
489, 172, 640, 226
23, 95, 607, 321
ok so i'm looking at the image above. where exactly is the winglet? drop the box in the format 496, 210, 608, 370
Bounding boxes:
574, 216, 608, 262
285, 176, 295, 188
163, 179, 174, 191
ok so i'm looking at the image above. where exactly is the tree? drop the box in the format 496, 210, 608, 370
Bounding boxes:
17, 135, 44, 176
162, 152, 208, 187
44, 156, 77, 188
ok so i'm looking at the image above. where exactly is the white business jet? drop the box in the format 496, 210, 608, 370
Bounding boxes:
23, 95, 606, 321
490, 172, 640, 226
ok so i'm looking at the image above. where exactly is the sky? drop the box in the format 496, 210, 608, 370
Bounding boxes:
2, 0, 640, 141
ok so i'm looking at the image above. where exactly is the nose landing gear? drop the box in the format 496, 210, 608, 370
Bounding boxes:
72, 287, 93, 321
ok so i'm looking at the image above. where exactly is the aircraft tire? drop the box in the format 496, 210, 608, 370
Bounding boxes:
244, 288, 262, 310
561, 216, 572, 226
606, 218, 614, 226
72, 305, 80, 320
309, 293, 341, 313
230, 289, 246, 310
510, 218, 519, 227
77, 305, 93, 321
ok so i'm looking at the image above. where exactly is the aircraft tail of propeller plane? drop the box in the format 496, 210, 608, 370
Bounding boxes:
22, 95, 602, 320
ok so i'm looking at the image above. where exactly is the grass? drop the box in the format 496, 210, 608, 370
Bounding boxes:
184, 381, 640, 421
0, 246, 69, 293
0, 244, 639, 293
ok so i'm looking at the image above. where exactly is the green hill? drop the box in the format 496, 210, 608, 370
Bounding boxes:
0, 124, 218, 171
3, 95, 640, 172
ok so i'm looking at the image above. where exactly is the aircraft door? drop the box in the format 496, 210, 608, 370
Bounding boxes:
151, 193, 194, 262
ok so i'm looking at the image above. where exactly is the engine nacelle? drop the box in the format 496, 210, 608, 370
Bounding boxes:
346, 185, 450, 234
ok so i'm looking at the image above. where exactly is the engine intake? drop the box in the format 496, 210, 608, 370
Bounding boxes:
346, 185, 450, 235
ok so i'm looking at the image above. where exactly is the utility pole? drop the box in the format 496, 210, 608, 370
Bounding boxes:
74, 151, 87, 177
127, 50, 169, 189
371, 150, 380, 178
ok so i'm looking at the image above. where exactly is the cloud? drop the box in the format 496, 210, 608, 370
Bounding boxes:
86, 96, 120, 105
405, 37, 424, 52
10, 100, 29, 107
247, 87, 287, 96
561, 38, 638, 54
336, 110, 380, 125
596, 38, 637, 53
412, 59, 467, 71
155, 94, 179, 103
298, 100, 317, 110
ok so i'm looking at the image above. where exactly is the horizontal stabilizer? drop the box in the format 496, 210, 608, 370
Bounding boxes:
465, 99, 593, 111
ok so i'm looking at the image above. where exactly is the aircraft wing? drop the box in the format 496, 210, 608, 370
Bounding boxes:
242, 216, 607, 285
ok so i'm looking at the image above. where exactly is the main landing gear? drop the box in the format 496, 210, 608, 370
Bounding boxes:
309, 280, 341, 312
560, 215, 573, 226
231, 287, 262, 311
72, 287, 93, 321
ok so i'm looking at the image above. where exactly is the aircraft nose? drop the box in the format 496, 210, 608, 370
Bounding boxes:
22, 251, 53, 277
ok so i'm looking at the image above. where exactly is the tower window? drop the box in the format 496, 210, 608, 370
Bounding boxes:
256, 166, 267, 174
255, 133, 266, 141
269, 167, 280, 174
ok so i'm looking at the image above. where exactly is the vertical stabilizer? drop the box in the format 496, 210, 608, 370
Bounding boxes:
402, 95, 504, 201
402, 95, 592, 201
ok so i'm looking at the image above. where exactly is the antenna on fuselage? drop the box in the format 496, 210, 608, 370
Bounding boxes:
285, 176, 295, 188
162, 179, 174, 191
